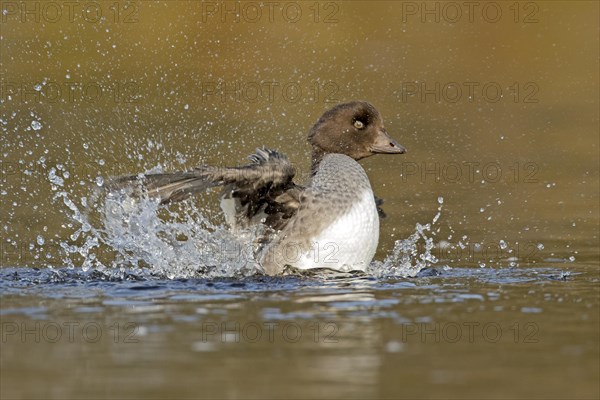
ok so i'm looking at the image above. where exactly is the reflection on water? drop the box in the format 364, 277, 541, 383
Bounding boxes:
1, 264, 598, 399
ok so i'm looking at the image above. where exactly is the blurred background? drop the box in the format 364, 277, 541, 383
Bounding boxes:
1, 0, 597, 264
1, 1, 598, 399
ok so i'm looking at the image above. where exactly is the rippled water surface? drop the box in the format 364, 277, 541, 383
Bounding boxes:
1, 1, 599, 399
1, 262, 598, 399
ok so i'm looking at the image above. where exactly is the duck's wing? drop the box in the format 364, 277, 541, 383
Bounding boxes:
106, 147, 301, 230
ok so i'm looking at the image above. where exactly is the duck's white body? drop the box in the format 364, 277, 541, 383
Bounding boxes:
293, 189, 379, 271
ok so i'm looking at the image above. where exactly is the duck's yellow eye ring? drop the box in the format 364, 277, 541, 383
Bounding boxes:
353, 120, 365, 129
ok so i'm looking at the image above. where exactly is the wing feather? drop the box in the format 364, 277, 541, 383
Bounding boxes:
106, 147, 300, 231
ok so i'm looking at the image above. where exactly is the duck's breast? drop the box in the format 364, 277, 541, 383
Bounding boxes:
293, 188, 379, 271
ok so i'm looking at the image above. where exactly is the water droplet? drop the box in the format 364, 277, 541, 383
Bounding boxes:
96, 176, 104, 187
537, 243, 544, 250
499, 240, 507, 250
31, 120, 42, 130
36, 235, 45, 246
385, 341, 404, 353
568, 256, 575, 262
48, 168, 64, 186
437, 196, 444, 204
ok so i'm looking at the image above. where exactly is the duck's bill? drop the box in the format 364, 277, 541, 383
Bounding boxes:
370, 130, 406, 154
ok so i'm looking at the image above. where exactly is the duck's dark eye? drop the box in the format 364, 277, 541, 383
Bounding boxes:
353, 120, 365, 129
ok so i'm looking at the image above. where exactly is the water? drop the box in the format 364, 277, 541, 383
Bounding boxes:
4, 159, 596, 400
1, 1, 599, 398
1, 262, 597, 399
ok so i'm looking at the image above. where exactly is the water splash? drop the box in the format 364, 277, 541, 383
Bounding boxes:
104, 190, 262, 278
55, 171, 444, 279
368, 197, 443, 278
57, 184, 262, 278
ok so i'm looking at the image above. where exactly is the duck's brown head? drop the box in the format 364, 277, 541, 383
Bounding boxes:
308, 101, 406, 167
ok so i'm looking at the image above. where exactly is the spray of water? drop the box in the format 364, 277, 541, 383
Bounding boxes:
367, 197, 443, 278
53, 168, 444, 279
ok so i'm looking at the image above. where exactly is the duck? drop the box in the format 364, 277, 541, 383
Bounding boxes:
108, 101, 406, 275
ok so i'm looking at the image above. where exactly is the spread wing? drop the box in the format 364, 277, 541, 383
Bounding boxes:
106, 147, 301, 231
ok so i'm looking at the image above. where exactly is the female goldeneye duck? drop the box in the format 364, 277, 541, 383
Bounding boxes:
108, 101, 406, 275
